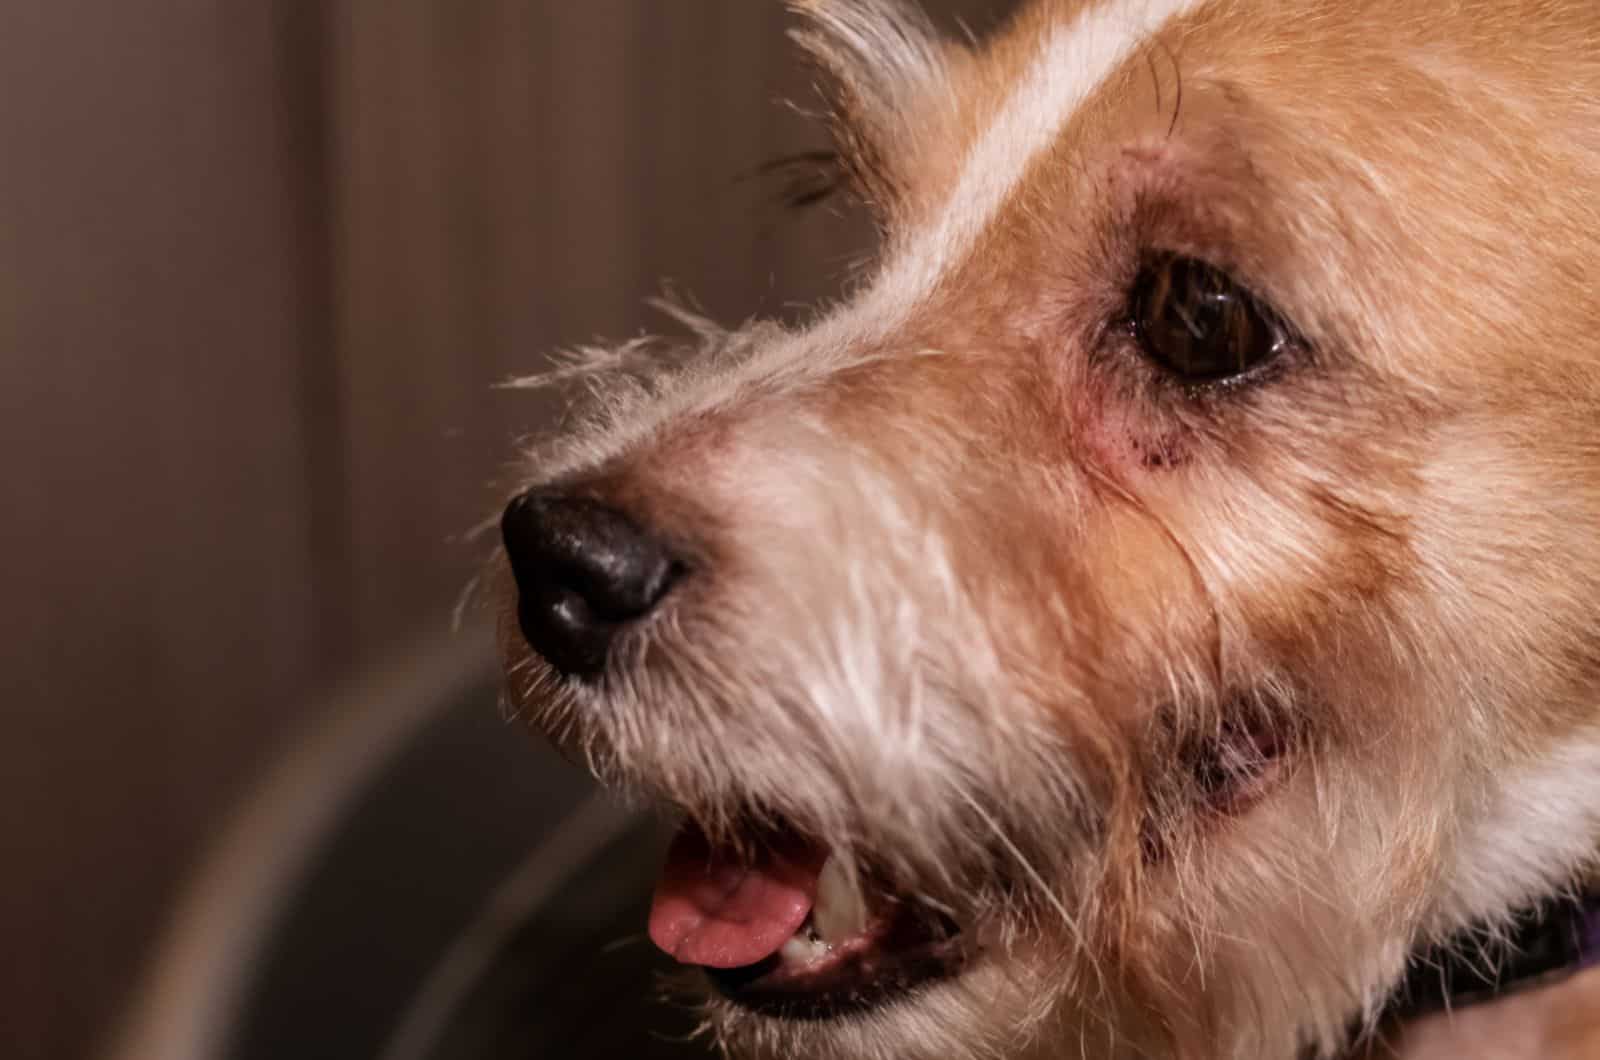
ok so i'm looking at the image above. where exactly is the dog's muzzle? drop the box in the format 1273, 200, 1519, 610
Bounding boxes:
499, 488, 975, 1016
501, 491, 682, 677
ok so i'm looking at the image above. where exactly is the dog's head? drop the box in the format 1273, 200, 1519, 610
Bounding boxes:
496, 1, 1600, 1056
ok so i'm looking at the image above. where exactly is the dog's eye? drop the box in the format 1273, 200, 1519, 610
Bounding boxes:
1130, 255, 1286, 382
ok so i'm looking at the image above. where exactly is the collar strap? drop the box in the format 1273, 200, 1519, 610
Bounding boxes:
1385, 887, 1600, 1021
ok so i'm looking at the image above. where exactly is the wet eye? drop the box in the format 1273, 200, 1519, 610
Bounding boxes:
1130, 254, 1287, 382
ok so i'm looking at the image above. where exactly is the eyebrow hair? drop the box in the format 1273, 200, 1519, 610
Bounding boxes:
749, 106, 903, 217
787, 0, 955, 214
752, 149, 848, 212
819, 97, 903, 211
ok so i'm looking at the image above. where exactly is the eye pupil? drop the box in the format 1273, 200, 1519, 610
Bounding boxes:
1131, 255, 1282, 381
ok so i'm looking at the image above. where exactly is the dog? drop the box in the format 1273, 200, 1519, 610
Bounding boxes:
494, 1, 1600, 1056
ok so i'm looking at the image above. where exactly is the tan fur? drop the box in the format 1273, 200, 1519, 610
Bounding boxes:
497, 1, 1600, 1056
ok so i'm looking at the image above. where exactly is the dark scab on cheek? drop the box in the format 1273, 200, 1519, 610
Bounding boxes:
1128, 432, 1187, 472
1070, 373, 1191, 482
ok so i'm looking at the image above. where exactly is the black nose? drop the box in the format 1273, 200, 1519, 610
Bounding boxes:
501, 492, 682, 676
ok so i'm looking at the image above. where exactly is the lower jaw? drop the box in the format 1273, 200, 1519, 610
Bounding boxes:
706, 910, 969, 1019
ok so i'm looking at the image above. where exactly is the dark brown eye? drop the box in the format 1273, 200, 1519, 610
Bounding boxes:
1130, 255, 1286, 381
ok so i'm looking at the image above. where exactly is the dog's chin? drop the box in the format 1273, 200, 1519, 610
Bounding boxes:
691, 933, 1098, 1060
686, 910, 1039, 1060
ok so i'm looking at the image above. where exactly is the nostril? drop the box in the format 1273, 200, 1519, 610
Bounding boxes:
501, 492, 683, 676
502, 493, 681, 619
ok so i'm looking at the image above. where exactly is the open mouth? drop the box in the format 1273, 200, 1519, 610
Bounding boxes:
647, 821, 968, 1018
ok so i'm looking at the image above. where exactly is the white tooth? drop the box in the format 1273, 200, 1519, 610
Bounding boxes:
811, 854, 868, 944
781, 933, 827, 964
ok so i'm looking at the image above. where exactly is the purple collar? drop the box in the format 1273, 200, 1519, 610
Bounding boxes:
1586, 896, 1600, 969
1386, 887, 1600, 1021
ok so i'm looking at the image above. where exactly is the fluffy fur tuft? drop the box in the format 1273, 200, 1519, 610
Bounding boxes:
788, 0, 957, 210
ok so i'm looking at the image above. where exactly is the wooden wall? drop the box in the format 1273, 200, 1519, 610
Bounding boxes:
2, 4, 335, 1057
0, 2, 1012, 1057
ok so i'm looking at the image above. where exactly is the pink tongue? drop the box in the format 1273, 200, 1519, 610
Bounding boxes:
648, 824, 825, 969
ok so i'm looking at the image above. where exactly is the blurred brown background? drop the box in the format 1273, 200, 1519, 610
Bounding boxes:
0, 2, 1011, 1058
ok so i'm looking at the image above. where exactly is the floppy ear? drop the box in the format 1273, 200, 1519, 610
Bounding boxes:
788, 0, 956, 214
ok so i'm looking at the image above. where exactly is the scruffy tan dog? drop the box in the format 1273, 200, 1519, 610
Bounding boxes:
496, 1, 1600, 1057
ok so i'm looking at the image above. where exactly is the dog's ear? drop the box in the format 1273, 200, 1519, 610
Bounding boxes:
788, 0, 957, 218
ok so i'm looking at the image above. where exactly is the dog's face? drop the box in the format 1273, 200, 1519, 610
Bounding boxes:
496, 1, 1600, 1057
